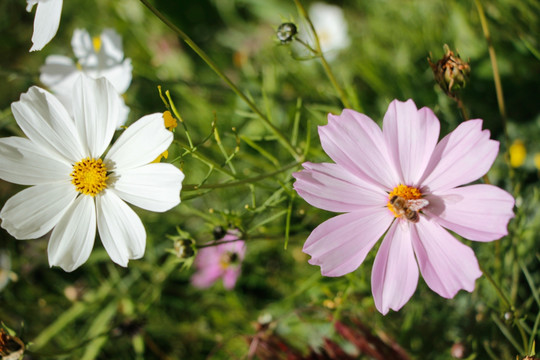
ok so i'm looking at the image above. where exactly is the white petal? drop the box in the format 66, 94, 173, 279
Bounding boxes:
11, 86, 85, 162
100, 28, 125, 63
48, 195, 96, 272
39, 56, 79, 116
29, 0, 63, 51
98, 59, 133, 94
96, 191, 146, 267
0, 137, 71, 185
113, 163, 184, 212
115, 95, 130, 129
39, 55, 78, 90
0, 182, 76, 239
71, 28, 93, 60
72, 75, 121, 158
106, 113, 172, 171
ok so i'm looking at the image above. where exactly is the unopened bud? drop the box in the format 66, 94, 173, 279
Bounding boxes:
174, 239, 195, 259
277, 23, 297, 44
429, 45, 470, 96
212, 226, 226, 240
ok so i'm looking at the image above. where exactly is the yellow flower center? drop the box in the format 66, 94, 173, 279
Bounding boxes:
92, 36, 102, 53
219, 252, 238, 270
387, 184, 422, 218
70, 158, 108, 196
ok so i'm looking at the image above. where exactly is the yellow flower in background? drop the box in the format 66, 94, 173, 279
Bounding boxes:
509, 140, 526, 168
534, 153, 540, 171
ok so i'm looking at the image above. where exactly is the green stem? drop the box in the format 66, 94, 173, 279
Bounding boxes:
138, 0, 301, 161
474, 0, 506, 121
481, 264, 529, 354
293, 0, 352, 109
480, 263, 512, 310
183, 161, 301, 190
475, 0, 514, 184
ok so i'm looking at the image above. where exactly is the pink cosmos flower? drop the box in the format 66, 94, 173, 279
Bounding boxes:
191, 231, 246, 290
293, 99, 514, 314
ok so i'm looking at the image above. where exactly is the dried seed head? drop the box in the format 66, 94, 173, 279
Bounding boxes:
429, 45, 471, 97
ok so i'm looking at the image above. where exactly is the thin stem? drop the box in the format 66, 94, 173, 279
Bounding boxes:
196, 238, 244, 249
183, 161, 301, 191
138, 0, 301, 161
474, 0, 507, 120
293, 0, 352, 109
475, 0, 514, 184
481, 263, 529, 354
481, 263, 512, 310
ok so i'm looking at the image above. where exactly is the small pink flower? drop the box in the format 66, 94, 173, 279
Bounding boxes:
191, 231, 245, 290
293, 99, 514, 314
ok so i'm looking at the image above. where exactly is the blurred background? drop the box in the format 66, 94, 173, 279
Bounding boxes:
0, 0, 539, 358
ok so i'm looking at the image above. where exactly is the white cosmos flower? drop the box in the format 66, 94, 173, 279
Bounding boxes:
0, 75, 184, 272
40, 28, 133, 128
308, 2, 350, 60
27, 0, 63, 52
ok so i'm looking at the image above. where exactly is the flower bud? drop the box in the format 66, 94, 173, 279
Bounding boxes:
213, 226, 226, 240
429, 45, 470, 96
277, 23, 297, 44
174, 239, 195, 259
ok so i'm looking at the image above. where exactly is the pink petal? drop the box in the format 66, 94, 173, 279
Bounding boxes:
424, 184, 514, 242
293, 162, 388, 213
372, 221, 419, 315
319, 109, 399, 190
382, 99, 440, 186
412, 220, 482, 298
420, 120, 499, 192
222, 267, 241, 290
191, 263, 223, 289
303, 209, 394, 277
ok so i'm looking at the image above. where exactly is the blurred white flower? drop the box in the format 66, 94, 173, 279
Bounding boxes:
40, 29, 133, 128
0, 75, 184, 272
308, 2, 350, 60
26, 0, 63, 51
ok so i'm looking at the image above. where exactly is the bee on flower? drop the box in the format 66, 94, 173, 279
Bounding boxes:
293, 99, 514, 314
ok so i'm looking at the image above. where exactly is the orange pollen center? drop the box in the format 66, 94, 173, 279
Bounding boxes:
219, 252, 238, 270
387, 184, 422, 218
70, 158, 108, 197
